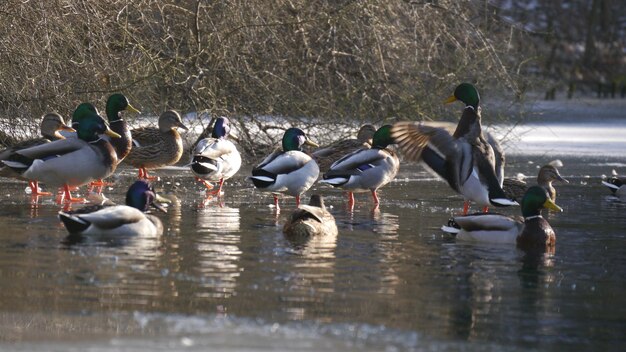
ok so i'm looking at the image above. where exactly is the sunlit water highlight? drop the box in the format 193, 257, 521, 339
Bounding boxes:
0, 120, 625, 351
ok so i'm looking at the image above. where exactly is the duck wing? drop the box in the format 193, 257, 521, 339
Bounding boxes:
1, 138, 87, 170
391, 121, 471, 193
72, 205, 147, 229
454, 213, 520, 231
131, 127, 161, 147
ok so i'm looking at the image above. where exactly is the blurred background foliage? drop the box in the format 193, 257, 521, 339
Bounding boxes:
0, 0, 623, 152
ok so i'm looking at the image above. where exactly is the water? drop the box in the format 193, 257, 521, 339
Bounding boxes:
0, 121, 625, 351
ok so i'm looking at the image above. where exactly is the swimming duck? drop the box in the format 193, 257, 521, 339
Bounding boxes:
602, 170, 626, 197
190, 117, 242, 196
312, 124, 376, 172
441, 186, 562, 252
125, 110, 188, 179
249, 127, 319, 210
503, 160, 568, 202
320, 125, 399, 208
391, 83, 516, 214
58, 179, 167, 236
0, 113, 75, 195
1, 104, 120, 202
283, 194, 338, 241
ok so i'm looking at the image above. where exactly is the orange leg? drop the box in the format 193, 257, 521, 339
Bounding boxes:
58, 184, 85, 203
371, 190, 380, 205
482, 206, 489, 213
29, 181, 52, 196
295, 194, 301, 207
206, 178, 224, 196
196, 177, 214, 190
462, 200, 470, 215
89, 179, 113, 187
139, 168, 158, 181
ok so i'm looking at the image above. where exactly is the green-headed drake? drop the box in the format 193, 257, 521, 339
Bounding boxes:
312, 124, 377, 172
1, 103, 120, 202
58, 179, 167, 237
283, 195, 338, 241
104, 93, 141, 162
442, 186, 562, 252
503, 160, 568, 202
125, 110, 188, 179
391, 83, 516, 214
320, 125, 399, 208
0, 112, 75, 195
250, 127, 319, 210
190, 117, 242, 196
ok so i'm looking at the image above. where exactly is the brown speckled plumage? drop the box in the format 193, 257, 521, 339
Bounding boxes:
125, 110, 188, 170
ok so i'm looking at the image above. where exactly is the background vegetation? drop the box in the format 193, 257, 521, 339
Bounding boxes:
0, 0, 623, 154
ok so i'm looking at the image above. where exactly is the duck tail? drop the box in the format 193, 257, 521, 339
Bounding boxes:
58, 212, 90, 234
250, 169, 277, 188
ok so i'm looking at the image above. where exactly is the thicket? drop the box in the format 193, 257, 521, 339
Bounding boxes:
0, 0, 532, 155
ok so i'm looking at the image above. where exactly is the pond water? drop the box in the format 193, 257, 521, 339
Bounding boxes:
0, 120, 625, 351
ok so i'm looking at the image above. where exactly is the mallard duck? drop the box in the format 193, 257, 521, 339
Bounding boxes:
391, 83, 516, 214
312, 124, 376, 172
190, 117, 241, 196
0, 113, 75, 195
602, 170, 626, 197
1, 104, 120, 202
58, 180, 167, 236
283, 194, 338, 241
441, 186, 562, 251
249, 127, 319, 210
503, 160, 568, 202
103, 93, 141, 162
320, 125, 399, 208
125, 110, 188, 179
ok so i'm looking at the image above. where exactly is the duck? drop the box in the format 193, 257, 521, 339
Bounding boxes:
283, 194, 338, 241
602, 170, 626, 197
391, 83, 516, 215
0, 112, 75, 195
0, 104, 120, 202
503, 160, 568, 202
190, 117, 242, 196
312, 124, 377, 172
319, 125, 399, 208
58, 179, 167, 237
125, 110, 188, 179
249, 127, 319, 210
103, 93, 141, 162
441, 186, 562, 252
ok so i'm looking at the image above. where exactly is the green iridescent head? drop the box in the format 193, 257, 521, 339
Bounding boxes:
71, 104, 120, 141
371, 125, 394, 149
282, 127, 318, 151
125, 180, 167, 213
445, 83, 480, 109
105, 93, 140, 121
521, 186, 563, 218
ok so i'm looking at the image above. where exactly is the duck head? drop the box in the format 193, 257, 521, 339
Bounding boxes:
125, 180, 169, 213
371, 125, 395, 149
211, 117, 231, 139
40, 112, 75, 140
73, 106, 120, 142
445, 83, 480, 110
521, 186, 563, 218
158, 110, 188, 133
282, 127, 319, 151
105, 93, 141, 122
538, 164, 568, 184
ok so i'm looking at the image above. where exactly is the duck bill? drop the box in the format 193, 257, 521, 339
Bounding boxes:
54, 125, 76, 139
304, 139, 319, 148
176, 120, 189, 131
557, 175, 569, 183
543, 198, 563, 212
444, 95, 457, 104
105, 129, 121, 138
151, 194, 170, 213
126, 104, 141, 114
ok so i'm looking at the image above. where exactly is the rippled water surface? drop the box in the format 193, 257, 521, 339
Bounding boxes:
0, 121, 625, 351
